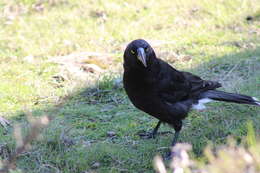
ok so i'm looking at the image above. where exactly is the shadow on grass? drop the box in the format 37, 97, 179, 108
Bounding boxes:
1, 46, 260, 172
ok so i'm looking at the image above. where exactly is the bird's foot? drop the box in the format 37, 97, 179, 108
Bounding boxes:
164, 151, 174, 160
0, 117, 10, 130
138, 131, 156, 139
138, 131, 173, 139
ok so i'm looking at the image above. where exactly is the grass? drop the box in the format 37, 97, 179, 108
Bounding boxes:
0, 0, 260, 172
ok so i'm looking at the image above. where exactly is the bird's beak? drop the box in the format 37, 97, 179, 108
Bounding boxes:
137, 47, 147, 67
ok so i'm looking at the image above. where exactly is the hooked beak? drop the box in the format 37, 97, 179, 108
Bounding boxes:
137, 47, 147, 67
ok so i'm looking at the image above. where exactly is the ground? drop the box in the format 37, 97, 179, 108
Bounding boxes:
0, 0, 260, 172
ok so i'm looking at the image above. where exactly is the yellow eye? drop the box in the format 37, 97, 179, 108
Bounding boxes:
130, 50, 135, 54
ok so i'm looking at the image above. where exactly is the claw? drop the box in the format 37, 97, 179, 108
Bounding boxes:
138, 131, 156, 139
138, 121, 162, 139
164, 151, 173, 160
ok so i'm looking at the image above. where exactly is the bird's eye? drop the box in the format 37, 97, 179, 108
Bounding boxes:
145, 47, 149, 52
130, 50, 135, 54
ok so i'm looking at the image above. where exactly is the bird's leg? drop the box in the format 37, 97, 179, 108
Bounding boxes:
171, 130, 180, 146
164, 130, 180, 160
139, 121, 161, 139
148, 121, 161, 139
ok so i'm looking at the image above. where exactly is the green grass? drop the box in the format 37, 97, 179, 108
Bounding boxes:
0, 0, 260, 172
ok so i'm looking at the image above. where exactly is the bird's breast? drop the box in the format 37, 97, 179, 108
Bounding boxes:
124, 82, 165, 113
123, 70, 165, 110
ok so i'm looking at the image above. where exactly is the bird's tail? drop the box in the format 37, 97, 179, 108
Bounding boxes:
200, 90, 260, 106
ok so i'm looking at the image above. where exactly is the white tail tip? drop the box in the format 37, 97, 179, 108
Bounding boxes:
253, 97, 260, 106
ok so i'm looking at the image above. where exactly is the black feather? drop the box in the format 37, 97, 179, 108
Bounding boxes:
200, 90, 260, 106
123, 39, 259, 155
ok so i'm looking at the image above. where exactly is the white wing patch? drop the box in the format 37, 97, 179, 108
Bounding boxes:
192, 98, 213, 110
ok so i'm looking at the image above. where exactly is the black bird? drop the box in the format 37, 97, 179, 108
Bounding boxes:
123, 39, 260, 157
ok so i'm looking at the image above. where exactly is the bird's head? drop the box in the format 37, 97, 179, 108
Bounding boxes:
123, 39, 156, 69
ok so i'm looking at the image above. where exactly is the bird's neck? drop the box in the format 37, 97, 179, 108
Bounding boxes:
124, 58, 160, 81
125, 56, 159, 71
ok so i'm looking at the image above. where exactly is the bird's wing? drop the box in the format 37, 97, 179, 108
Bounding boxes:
181, 71, 221, 95
157, 61, 191, 102
157, 60, 221, 103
